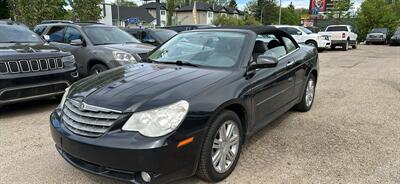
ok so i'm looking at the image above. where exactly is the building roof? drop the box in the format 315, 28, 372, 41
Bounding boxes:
140, 2, 167, 10
111, 5, 155, 23
176, 2, 213, 12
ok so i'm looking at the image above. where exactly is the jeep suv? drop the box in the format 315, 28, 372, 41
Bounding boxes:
0, 21, 78, 107
34, 21, 155, 77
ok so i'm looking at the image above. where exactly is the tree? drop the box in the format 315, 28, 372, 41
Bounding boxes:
114, 0, 137, 7
167, 0, 175, 25
228, 0, 237, 8
0, 0, 10, 19
281, 2, 300, 25
9, 0, 66, 27
356, 0, 399, 41
328, 0, 354, 23
71, 0, 102, 21
212, 14, 260, 26
246, 0, 279, 25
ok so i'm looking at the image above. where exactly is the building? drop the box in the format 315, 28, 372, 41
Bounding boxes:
98, 2, 244, 27
99, 3, 155, 27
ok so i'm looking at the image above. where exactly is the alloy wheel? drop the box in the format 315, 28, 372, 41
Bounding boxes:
211, 120, 240, 173
305, 78, 315, 107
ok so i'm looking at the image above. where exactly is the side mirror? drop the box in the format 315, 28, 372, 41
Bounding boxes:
42, 35, 50, 42
70, 39, 83, 46
297, 31, 302, 35
249, 55, 278, 70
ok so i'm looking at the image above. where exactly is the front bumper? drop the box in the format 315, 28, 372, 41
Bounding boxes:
50, 112, 206, 184
0, 68, 78, 105
317, 39, 331, 49
366, 38, 386, 42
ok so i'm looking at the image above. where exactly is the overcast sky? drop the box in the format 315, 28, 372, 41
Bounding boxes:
105, 0, 365, 11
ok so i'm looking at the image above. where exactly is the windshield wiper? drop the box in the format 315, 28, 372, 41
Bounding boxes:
155, 60, 199, 67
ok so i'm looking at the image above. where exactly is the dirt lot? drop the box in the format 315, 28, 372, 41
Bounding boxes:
1, 45, 400, 184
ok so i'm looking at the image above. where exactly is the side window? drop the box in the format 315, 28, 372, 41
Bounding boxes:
33, 25, 47, 35
285, 28, 300, 35
282, 36, 297, 53
46, 26, 65, 43
64, 27, 83, 44
255, 34, 287, 59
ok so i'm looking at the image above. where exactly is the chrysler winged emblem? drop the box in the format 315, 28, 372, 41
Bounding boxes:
79, 102, 86, 111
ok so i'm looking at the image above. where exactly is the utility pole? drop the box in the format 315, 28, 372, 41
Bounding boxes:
117, 0, 120, 27
156, 0, 161, 26
278, 0, 282, 25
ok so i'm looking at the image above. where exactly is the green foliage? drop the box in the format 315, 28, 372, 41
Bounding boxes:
167, 0, 175, 26
328, 0, 354, 23
228, 0, 237, 8
113, 0, 137, 7
0, 0, 10, 19
355, 0, 399, 41
280, 2, 300, 25
9, 0, 66, 27
72, 0, 102, 21
246, 0, 279, 25
212, 14, 260, 26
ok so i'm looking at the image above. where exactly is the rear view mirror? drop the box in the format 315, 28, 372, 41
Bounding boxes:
143, 38, 156, 44
249, 55, 278, 70
70, 39, 83, 46
297, 31, 302, 35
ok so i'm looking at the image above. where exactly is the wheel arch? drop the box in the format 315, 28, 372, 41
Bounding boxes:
87, 59, 109, 73
206, 100, 249, 143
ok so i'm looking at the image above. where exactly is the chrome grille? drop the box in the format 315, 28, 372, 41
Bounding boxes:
0, 58, 63, 74
62, 99, 122, 137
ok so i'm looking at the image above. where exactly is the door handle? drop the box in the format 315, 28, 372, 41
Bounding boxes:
287, 60, 295, 66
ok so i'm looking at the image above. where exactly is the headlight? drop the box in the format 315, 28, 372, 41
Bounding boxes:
58, 87, 70, 110
122, 100, 189, 137
62, 55, 75, 62
112, 51, 136, 63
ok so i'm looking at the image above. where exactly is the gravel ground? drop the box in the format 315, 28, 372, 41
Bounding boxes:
1, 45, 399, 184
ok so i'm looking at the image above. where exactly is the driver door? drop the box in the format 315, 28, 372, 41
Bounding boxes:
250, 34, 296, 130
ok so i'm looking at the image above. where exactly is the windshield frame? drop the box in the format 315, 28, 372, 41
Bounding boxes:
82, 26, 141, 45
147, 30, 252, 70
0, 25, 43, 44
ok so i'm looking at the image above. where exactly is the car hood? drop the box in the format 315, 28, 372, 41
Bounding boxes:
103, 43, 155, 54
69, 63, 232, 112
0, 43, 61, 55
368, 33, 384, 37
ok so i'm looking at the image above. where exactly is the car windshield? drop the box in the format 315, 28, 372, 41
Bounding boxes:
326, 26, 348, 32
0, 25, 42, 43
83, 26, 141, 45
148, 32, 246, 68
299, 27, 313, 34
370, 28, 387, 33
152, 29, 177, 43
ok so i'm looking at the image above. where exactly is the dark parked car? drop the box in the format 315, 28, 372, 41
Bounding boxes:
50, 26, 319, 184
366, 28, 391, 45
34, 21, 155, 77
0, 21, 78, 107
122, 28, 177, 46
390, 29, 400, 46
162, 24, 216, 32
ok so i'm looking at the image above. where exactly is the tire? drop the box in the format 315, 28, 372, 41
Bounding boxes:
342, 41, 349, 51
306, 40, 318, 49
366, 41, 370, 45
294, 75, 316, 112
89, 64, 108, 75
330, 45, 336, 50
197, 110, 243, 182
352, 41, 357, 49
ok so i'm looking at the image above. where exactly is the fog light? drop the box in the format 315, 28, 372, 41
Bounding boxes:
141, 172, 151, 182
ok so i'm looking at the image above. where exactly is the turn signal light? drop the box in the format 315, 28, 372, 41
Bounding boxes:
177, 137, 194, 148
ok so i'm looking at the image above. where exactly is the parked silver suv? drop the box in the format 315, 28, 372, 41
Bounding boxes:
34, 21, 155, 77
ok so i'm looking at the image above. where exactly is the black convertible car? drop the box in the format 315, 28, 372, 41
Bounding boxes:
50, 26, 319, 184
